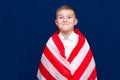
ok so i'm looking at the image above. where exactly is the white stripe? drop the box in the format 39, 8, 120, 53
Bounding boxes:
41, 54, 68, 80
70, 39, 90, 74
37, 70, 46, 80
47, 37, 71, 69
80, 57, 95, 80
95, 77, 97, 80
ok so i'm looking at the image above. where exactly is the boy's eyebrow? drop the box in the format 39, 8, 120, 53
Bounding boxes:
57, 15, 75, 18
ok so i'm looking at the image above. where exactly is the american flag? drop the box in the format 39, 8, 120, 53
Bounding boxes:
37, 29, 97, 80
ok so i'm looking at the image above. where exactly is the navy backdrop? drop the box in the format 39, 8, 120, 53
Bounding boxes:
0, 0, 120, 80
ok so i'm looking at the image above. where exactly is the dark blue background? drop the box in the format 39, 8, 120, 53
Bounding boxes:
0, 0, 120, 80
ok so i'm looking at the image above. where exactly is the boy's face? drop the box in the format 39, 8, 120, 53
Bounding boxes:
55, 9, 78, 34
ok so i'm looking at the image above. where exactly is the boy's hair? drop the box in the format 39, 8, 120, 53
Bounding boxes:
56, 5, 76, 17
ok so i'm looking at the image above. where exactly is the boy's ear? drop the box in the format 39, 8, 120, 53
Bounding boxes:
55, 19, 58, 25
74, 18, 78, 25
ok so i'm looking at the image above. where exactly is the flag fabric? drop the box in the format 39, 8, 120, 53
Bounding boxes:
37, 29, 97, 80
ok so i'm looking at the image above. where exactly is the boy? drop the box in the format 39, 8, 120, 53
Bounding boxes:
37, 5, 97, 80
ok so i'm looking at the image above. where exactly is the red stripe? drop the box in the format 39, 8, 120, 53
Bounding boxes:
73, 49, 93, 79
67, 35, 85, 63
44, 46, 73, 79
52, 31, 65, 58
88, 67, 97, 80
39, 62, 56, 80
67, 29, 85, 63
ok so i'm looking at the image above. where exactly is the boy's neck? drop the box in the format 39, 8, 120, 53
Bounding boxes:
60, 30, 74, 38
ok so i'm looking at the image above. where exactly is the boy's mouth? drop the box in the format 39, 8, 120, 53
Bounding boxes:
62, 23, 69, 25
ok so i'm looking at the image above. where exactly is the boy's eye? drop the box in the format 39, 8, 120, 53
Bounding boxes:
68, 16, 72, 19
58, 16, 63, 19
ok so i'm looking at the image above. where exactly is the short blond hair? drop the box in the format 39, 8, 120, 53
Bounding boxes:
56, 5, 76, 17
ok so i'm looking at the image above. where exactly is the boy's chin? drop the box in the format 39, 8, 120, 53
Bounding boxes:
60, 29, 73, 33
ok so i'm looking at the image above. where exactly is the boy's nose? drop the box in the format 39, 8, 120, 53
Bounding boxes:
63, 18, 67, 22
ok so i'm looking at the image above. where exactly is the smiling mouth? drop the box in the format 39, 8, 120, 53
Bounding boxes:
62, 24, 69, 25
